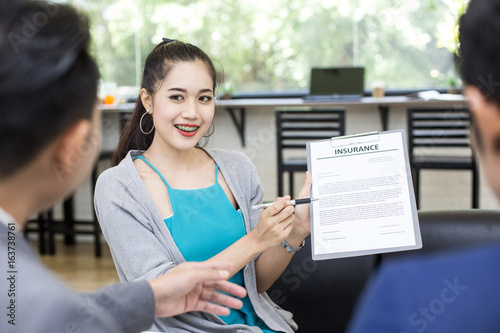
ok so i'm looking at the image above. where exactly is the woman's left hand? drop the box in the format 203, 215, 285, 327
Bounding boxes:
288, 171, 313, 241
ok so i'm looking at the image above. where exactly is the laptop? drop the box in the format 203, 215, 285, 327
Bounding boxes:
304, 67, 365, 101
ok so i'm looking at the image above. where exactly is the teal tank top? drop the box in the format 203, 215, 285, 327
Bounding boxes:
135, 156, 278, 333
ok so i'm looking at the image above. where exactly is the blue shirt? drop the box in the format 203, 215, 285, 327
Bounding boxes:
347, 242, 500, 333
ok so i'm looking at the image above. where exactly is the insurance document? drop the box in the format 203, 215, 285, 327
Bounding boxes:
306, 130, 421, 260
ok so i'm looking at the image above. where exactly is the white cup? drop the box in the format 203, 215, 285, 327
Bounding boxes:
372, 81, 385, 98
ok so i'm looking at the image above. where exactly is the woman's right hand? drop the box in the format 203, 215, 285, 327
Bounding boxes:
249, 197, 295, 252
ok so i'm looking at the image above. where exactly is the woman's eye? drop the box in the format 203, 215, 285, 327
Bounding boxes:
200, 96, 212, 102
170, 95, 183, 101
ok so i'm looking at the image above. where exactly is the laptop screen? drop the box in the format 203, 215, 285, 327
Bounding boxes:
309, 67, 364, 96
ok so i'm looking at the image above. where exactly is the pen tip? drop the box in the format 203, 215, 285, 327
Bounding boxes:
311, 198, 319, 201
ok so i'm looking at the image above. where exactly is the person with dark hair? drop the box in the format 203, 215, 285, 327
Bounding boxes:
347, 0, 500, 332
94, 38, 312, 332
0, 1, 247, 333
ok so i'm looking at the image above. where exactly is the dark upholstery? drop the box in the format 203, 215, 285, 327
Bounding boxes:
268, 236, 377, 333
268, 209, 500, 332
382, 210, 500, 261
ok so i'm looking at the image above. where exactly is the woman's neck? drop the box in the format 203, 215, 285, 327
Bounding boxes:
144, 141, 203, 172
141, 139, 216, 189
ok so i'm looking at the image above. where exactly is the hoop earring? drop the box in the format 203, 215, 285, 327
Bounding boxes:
140, 112, 154, 135
204, 120, 216, 138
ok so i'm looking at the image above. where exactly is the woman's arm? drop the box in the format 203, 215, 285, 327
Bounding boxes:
217, 153, 312, 292
206, 200, 295, 278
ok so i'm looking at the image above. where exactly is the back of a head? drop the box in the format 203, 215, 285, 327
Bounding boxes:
459, 0, 500, 106
0, 0, 100, 179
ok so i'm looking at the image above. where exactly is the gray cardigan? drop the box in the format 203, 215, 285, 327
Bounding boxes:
94, 149, 297, 333
0, 223, 154, 333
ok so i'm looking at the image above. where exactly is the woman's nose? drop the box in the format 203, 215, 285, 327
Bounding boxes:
181, 98, 199, 119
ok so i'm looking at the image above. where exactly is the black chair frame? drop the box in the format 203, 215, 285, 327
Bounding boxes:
407, 107, 479, 208
276, 109, 345, 197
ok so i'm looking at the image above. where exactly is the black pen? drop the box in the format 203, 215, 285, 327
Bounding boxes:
252, 198, 318, 210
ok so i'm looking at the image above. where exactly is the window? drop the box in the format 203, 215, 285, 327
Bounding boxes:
74, 0, 467, 96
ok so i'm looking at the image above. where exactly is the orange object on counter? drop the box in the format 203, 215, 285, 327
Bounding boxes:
103, 95, 115, 104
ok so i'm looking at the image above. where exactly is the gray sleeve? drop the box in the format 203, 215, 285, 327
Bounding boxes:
215, 148, 264, 231
77, 281, 155, 333
249, 161, 264, 262
1, 230, 155, 333
248, 158, 264, 231
94, 172, 177, 282
24, 282, 155, 333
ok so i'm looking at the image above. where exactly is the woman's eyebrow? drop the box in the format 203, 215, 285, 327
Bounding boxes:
167, 87, 187, 92
167, 88, 213, 94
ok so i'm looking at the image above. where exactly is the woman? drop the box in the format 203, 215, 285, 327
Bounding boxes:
95, 39, 312, 332
0, 2, 245, 333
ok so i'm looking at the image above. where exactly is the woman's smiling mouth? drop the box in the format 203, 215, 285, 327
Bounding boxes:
175, 124, 200, 137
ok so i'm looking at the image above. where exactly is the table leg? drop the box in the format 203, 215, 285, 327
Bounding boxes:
225, 107, 246, 147
63, 196, 75, 245
378, 105, 389, 131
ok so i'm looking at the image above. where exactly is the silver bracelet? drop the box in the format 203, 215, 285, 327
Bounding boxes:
281, 239, 306, 253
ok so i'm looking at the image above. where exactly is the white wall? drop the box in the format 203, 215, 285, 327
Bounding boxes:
207, 104, 500, 210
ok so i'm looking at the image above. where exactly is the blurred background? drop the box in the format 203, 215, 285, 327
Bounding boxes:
37, 0, 500, 296
67, 0, 466, 98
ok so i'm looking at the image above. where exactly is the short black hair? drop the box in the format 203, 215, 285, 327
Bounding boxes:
459, 0, 500, 106
0, 0, 100, 178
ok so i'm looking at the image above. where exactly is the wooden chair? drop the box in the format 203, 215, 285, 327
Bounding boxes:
407, 107, 479, 208
276, 109, 345, 197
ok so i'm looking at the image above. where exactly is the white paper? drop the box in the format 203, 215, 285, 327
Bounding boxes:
307, 130, 421, 260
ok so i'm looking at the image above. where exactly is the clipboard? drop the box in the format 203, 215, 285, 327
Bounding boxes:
306, 129, 422, 260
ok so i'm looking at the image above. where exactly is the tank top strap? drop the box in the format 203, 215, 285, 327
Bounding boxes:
215, 164, 219, 183
135, 155, 172, 189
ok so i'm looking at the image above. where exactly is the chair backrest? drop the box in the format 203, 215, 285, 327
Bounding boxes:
276, 109, 345, 152
407, 107, 472, 156
381, 209, 500, 261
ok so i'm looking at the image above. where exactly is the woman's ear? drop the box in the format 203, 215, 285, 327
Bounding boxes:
140, 88, 153, 114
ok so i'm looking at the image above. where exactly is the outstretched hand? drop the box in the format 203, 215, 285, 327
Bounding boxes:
149, 261, 246, 317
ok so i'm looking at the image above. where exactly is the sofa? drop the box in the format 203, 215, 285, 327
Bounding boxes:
268, 209, 500, 332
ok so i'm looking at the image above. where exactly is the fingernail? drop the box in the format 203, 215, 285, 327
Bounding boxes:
219, 270, 229, 278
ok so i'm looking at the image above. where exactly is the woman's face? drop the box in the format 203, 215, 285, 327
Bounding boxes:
149, 60, 215, 152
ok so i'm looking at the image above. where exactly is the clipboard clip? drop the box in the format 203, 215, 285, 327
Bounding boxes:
330, 131, 380, 148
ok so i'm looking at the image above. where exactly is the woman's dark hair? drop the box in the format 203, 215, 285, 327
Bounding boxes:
459, 0, 500, 106
0, 0, 100, 178
112, 40, 221, 165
